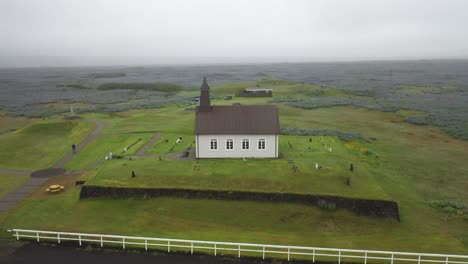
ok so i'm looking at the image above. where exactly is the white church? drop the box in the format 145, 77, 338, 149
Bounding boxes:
195, 78, 280, 158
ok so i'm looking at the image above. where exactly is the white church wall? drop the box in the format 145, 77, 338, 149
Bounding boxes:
196, 134, 278, 158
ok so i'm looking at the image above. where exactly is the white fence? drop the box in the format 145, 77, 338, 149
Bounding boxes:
8, 229, 468, 264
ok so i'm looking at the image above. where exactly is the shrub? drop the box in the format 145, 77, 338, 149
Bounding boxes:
404, 116, 430, 126
297, 88, 325, 96
88, 72, 126, 78
342, 89, 376, 97
65, 84, 89, 89
429, 200, 465, 216
317, 200, 336, 211
443, 206, 457, 214
270, 96, 300, 102
327, 202, 337, 211
429, 200, 465, 210
98, 82, 183, 92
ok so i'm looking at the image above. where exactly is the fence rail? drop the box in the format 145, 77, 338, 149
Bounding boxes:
7, 229, 468, 264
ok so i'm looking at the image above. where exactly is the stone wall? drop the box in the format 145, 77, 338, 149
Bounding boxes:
80, 185, 400, 221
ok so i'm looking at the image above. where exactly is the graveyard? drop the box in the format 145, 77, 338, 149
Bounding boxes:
0, 80, 467, 256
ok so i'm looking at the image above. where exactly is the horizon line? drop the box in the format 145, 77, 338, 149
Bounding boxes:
1, 57, 468, 70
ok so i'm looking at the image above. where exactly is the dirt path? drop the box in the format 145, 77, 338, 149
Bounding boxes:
0, 119, 105, 215
135, 132, 162, 156
0, 178, 49, 214
53, 119, 105, 168
0, 169, 31, 176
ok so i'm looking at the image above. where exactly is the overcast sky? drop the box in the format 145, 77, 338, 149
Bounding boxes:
1, 0, 468, 67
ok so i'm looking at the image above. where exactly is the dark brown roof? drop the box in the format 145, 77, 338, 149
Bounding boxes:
195, 105, 280, 135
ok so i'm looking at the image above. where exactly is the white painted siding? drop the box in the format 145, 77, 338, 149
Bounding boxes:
196, 134, 278, 158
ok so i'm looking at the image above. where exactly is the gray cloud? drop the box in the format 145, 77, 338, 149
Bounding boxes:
1, 0, 468, 67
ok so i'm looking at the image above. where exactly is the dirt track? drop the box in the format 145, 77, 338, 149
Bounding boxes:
135, 132, 161, 156
53, 119, 105, 168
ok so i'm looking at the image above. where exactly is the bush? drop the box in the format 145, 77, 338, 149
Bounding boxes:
98, 82, 183, 92
288, 98, 352, 109
297, 88, 325, 96
429, 200, 465, 210
317, 200, 336, 211
65, 84, 90, 89
342, 89, 376, 97
404, 116, 430, 126
443, 206, 457, 214
429, 200, 465, 215
270, 96, 300, 102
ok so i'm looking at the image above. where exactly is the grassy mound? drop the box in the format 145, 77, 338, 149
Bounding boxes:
0, 120, 92, 170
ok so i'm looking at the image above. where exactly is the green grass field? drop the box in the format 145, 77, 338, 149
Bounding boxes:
0, 188, 466, 254
0, 80, 467, 256
88, 135, 388, 200
143, 133, 192, 155
0, 120, 92, 170
65, 133, 154, 170
0, 174, 30, 199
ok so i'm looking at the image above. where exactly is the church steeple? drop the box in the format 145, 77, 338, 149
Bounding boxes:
198, 77, 212, 112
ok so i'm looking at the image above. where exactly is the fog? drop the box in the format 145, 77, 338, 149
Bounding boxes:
1, 0, 468, 67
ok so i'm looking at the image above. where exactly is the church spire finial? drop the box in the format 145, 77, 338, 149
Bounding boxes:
200, 76, 210, 91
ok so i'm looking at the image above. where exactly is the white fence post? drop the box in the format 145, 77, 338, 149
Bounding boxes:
101, 236, 103, 247
168, 241, 170, 252
288, 247, 290, 261
446, 256, 449, 264
191, 242, 193, 254
145, 239, 147, 251
339, 250, 341, 264
391, 253, 394, 264
36, 232, 39, 242
238, 245, 241, 258
364, 251, 368, 264
214, 243, 217, 256
57, 233, 60, 244
122, 238, 125, 249
418, 255, 421, 264
313, 249, 316, 263
78, 235, 81, 246
15, 230, 19, 241
263, 246, 266, 259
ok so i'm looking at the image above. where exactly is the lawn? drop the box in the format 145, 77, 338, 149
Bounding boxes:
88, 135, 388, 200
65, 133, 154, 170
0, 187, 466, 255
83, 105, 195, 135
0, 174, 30, 199
0, 120, 93, 170
143, 133, 193, 155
